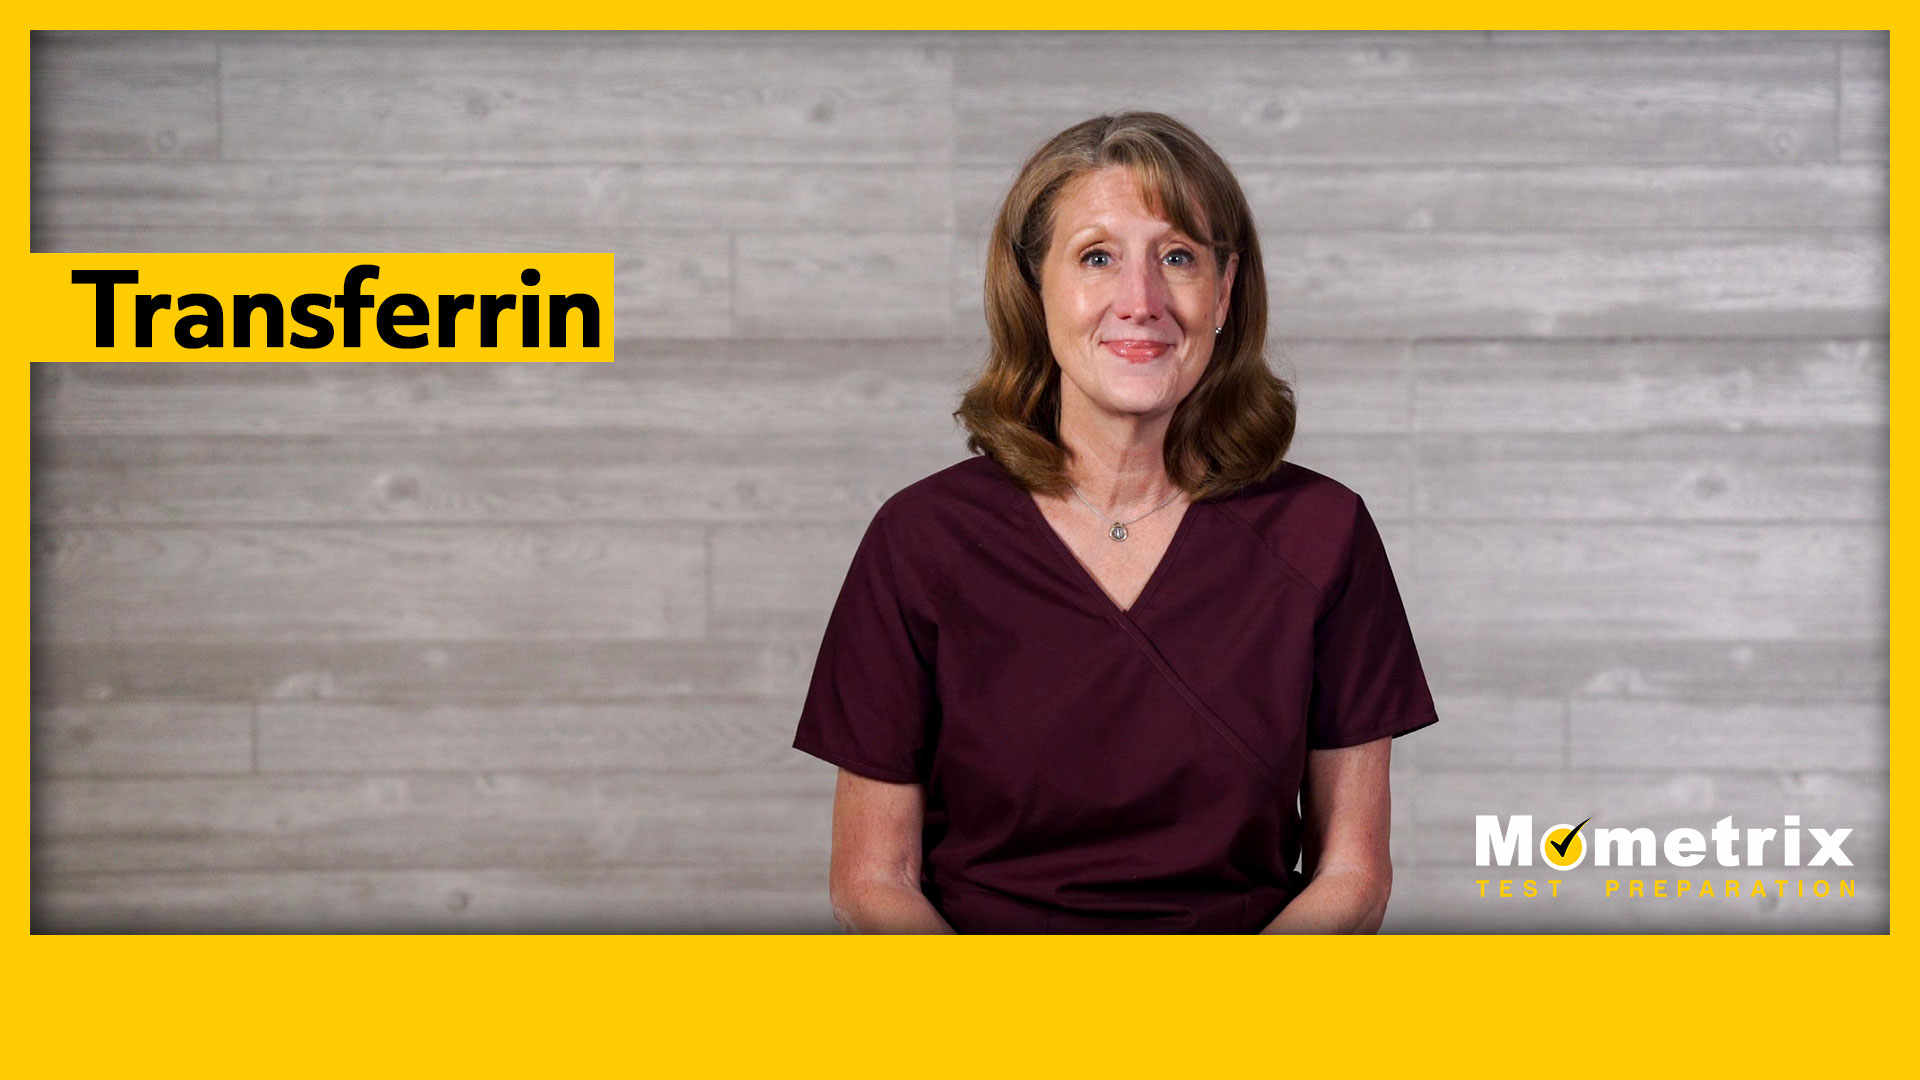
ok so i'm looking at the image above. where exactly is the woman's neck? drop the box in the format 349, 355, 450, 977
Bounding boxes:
1055, 398, 1182, 513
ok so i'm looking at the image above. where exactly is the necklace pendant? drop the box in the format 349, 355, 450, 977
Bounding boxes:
1109, 522, 1128, 542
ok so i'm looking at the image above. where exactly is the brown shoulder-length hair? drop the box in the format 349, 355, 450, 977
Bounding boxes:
955, 111, 1295, 502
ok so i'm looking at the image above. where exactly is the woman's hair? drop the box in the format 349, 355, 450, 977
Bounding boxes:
955, 111, 1295, 502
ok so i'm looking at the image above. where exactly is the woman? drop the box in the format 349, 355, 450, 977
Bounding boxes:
791, 112, 1439, 933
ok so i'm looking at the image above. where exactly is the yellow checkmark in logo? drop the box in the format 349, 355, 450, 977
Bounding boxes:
1540, 818, 1592, 871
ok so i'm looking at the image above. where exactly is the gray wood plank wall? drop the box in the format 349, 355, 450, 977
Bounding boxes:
30, 30, 1887, 933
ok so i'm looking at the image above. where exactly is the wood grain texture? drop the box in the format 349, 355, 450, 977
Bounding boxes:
709, 521, 866, 640
33, 162, 948, 231
1415, 428, 1886, 521
219, 38, 952, 164
29, 31, 1887, 933
34, 639, 821, 707
35, 524, 708, 643
1406, 694, 1567, 771
1569, 700, 1886, 771
957, 39, 1838, 165
1838, 40, 1887, 163
31, 35, 218, 160
1422, 636, 1885, 703
1276, 339, 1410, 435
33, 703, 254, 777
33, 866, 837, 933
1412, 340, 1886, 434
1250, 164, 1886, 231
36, 769, 831, 872
1411, 523, 1883, 640
32, 430, 968, 525
32, 346, 977, 438
959, 163, 1887, 233
1259, 231, 1885, 340
735, 232, 951, 339
254, 700, 810, 773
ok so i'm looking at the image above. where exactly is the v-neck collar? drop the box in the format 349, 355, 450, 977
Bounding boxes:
985, 456, 1201, 620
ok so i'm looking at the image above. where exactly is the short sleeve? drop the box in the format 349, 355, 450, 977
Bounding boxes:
791, 507, 939, 783
1306, 495, 1440, 750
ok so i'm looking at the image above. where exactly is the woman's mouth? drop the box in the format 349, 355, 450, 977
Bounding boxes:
1102, 339, 1173, 362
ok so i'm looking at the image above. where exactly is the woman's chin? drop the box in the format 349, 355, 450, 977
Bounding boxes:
1090, 393, 1179, 420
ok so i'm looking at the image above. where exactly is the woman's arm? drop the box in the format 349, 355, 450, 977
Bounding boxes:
827, 767, 955, 934
1261, 735, 1394, 934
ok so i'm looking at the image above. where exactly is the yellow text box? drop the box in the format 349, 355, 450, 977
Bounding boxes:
32, 253, 614, 361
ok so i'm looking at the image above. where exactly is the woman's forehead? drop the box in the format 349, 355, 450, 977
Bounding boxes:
1052, 165, 1212, 241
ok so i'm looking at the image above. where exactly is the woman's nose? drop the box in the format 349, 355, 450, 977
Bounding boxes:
1113, 258, 1168, 321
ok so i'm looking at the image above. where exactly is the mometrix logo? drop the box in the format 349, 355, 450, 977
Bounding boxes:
1476, 815, 1852, 869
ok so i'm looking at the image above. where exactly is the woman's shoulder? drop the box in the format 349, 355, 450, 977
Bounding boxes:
1210, 460, 1372, 591
845, 456, 1019, 604
885, 453, 1012, 509
868, 453, 1025, 547
1218, 458, 1361, 513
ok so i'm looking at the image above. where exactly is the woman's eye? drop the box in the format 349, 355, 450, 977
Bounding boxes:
1078, 248, 1198, 268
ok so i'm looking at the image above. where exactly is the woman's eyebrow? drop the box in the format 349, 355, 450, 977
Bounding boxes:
1062, 222, 1197, 246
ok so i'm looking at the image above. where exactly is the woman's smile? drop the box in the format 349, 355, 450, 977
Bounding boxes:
1102, 339, 1174, 362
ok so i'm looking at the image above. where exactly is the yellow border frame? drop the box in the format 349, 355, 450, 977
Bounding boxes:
13, 10, 1903, 1073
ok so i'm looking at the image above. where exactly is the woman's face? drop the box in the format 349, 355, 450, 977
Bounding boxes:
1037, 165, 1238, 427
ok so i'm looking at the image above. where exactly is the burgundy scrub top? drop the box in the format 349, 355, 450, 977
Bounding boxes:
792, 453, 1439, 933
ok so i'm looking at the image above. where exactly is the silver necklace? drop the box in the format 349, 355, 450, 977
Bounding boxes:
1067, 480, 1184, 542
